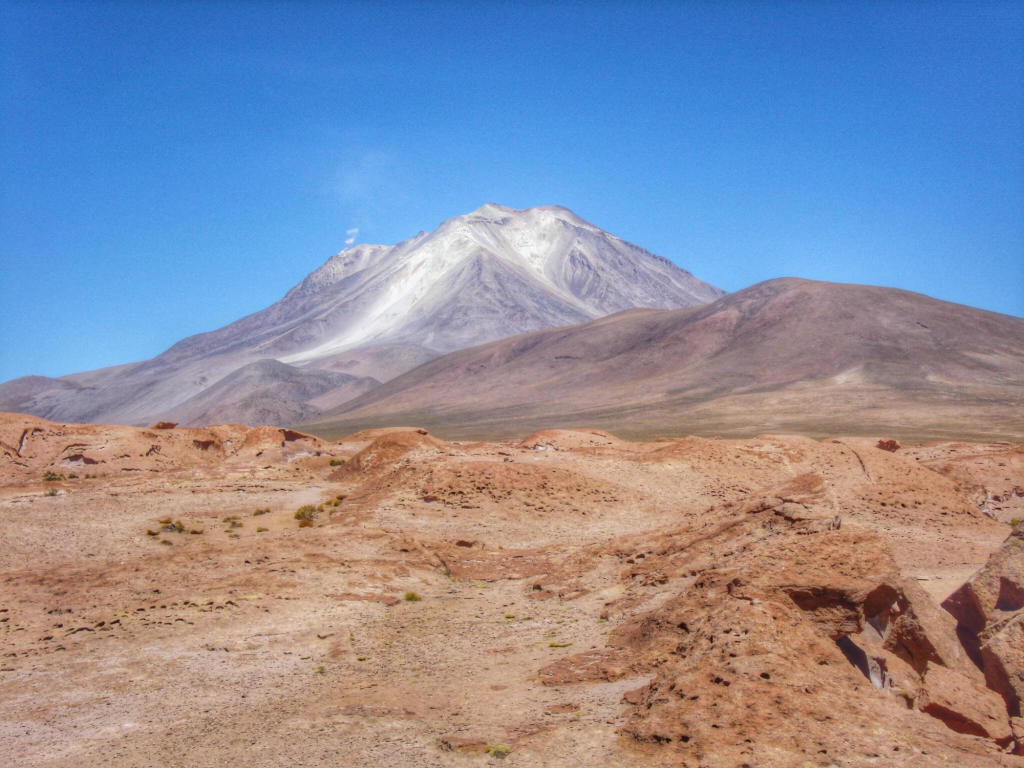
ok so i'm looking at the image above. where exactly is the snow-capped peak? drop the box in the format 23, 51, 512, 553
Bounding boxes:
278, 203, 723, 364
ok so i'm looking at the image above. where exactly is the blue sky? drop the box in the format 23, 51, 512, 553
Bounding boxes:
2, 1, 1022, 382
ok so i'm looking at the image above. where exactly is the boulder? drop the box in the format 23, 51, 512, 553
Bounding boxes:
981, 611, 1024, 716
943, 526, 1024, 640
943, 526, 1024, 715
917, 662, 1012, 742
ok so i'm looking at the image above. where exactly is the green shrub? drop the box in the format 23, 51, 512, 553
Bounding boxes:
253, 508, 271, 516
294, 505, 317, 521
42, 471, 64, 481
403, 591, 422, 602
1011, 518, 1022, 529
486, 745, 511, 759
256, 527, 268, 533
329, 459, 345, 466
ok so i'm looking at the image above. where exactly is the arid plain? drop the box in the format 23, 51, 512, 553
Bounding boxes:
3, 413, 1024, 766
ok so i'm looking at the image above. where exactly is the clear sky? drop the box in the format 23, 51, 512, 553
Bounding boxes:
2, 1, 1022, 382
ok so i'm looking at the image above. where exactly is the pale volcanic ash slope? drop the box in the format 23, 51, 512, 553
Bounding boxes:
0, 204, 721, 428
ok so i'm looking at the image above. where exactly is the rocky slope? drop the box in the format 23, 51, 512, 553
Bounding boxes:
0, 204, 722, 427
307, 277, 1024, 441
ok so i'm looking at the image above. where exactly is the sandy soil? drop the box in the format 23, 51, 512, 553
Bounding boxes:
2, 417, 1022, 766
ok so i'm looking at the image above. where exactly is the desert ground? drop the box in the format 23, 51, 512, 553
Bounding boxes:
2, 413, 1024, 766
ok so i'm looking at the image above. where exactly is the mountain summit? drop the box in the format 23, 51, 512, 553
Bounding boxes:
0, 204, 722, 426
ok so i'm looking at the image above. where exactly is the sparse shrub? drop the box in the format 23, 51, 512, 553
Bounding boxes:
42, 471, 64, 481
548, 640, 573, 648
329, 459, 344, 466
253, 508, 271, 516
1012, 518, 1022, 529
336, 494, 347, 501
160, 540, 173, 546
298, 519, 314, 528
145, 529, 159, 536
256, 527, 268, 533
68, 473, 78, 479
189, 529, 204, 535
229, 520, 243, 529
314, 665, 326, 674
294, 505, 317, 521
162, 520, 185, 533
486, 745, 511, 759
404, 591, 422, 602
222, 515, 239, 523
158, 517, 172, 525
44, 487, 58, 497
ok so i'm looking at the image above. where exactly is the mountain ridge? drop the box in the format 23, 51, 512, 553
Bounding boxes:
0, 204, 722, 426
302, 277, 1024, 442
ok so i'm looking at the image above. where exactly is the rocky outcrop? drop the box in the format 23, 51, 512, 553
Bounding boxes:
917, 662, 1012, 740
538, 474, 1014, 764
944, 526, 1024, 717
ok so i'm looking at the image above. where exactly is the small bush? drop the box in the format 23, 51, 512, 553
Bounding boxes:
403, 591, 422, 602
548, 641, 573, 648
253, 508, 271, 516
145, 529, 159, 536
486, 745, 511, 759
314, 665, 326, 674
68, 473, 78, 479
1012, 518, 1022, 529
222, 515, 240, 523
189, 529, 204, 535
160, 540, 173, 546
162, 520, 185, 533
294, 505, 317, 521
256, 527, 268, 533
298, 519, 314, 528
44, 487, 58, 497
42, 471, 64, 481
158, 517, 172, 525
329, 459, 345, 466
336, 494, 347, 501
229, 520, 243, 529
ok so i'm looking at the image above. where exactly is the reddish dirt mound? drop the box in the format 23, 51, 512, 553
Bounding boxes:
904, 441, 1024, 525
517, 429, 631, 452
0, 413, 326, 483
417, 460, 630, 517
329, 429, 448, 480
